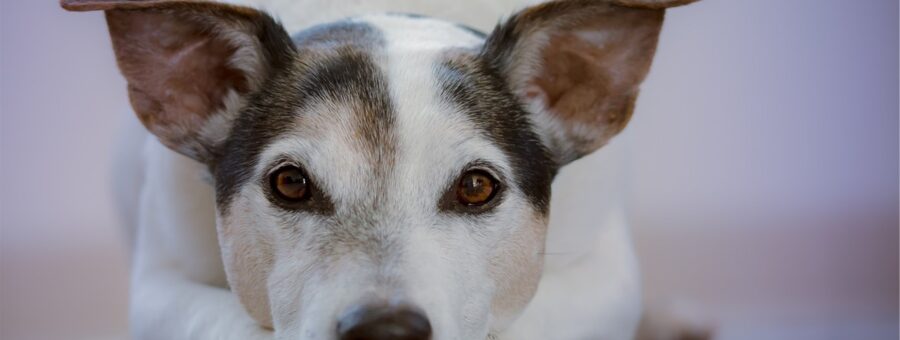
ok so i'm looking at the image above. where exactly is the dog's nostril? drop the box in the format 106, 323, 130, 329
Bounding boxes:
337, 304, 432, 340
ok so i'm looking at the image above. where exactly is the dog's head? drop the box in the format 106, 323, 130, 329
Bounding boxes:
64, 0, 691, 338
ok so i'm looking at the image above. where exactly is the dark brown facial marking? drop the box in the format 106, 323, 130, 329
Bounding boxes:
214, 21, 389, 215
435, 54, 557, 215
457, 170, 498, 206
270, 166, 310, 202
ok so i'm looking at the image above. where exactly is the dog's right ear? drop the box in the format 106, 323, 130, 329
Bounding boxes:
62, 0, 295, 163
482, 0, 696, 165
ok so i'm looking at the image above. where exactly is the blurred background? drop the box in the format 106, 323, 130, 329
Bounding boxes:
1, 0, 896, 339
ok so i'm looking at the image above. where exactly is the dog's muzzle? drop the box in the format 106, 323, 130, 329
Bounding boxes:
337, 304, 432, 340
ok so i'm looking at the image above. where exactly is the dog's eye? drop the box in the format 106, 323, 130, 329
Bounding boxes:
270, 166, 310, 202
456, 170, 498, 206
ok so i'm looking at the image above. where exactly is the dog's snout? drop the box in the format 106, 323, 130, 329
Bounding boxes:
337, 304, 432, 340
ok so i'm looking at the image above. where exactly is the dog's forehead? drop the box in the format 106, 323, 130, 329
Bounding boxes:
214, 14, 556, 213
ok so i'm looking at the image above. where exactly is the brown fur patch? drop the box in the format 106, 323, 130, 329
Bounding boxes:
106, 9, 248, 159
481, 0, 669, 163
63, 0, 296, 162
531, 7, 662, 156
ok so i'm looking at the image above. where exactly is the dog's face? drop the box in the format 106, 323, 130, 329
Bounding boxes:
215, 15, 558, 339
64, 0, 684, 339
216, 14, 564, 337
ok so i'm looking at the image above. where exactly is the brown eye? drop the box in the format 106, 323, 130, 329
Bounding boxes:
270, 166, 310, 202
456, 170, 498, 206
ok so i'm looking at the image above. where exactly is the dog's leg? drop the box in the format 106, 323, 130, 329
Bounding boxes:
635, 301, 714, 340
498, 211, 643, 340
130, 271, 272, 340
129, 139, 272, 340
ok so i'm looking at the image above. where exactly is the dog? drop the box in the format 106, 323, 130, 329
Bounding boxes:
62, 0, 704, 339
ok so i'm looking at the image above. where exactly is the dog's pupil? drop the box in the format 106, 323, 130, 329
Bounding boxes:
458, 171, 494, 205
275, 168, 308, 200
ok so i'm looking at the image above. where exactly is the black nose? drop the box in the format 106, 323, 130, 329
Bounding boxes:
337, 304, 432, 340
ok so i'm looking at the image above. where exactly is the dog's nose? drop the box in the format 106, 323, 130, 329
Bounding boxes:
337, 304, 432, 340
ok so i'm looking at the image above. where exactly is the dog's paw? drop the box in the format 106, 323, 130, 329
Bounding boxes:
661, 327, 714, 340
635, 300, 715, 340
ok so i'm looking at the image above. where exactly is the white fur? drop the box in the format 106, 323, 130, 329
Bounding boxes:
219, 19, 537, 336
120, 1, 644, 340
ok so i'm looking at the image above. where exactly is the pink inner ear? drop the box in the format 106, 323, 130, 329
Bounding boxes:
537, 31, 635, 117
529, 31, 635, 151
107, 10, 248, 152
524, 9, 663, 157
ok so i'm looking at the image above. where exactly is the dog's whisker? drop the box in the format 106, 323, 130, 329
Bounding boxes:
538, 251, 576, 256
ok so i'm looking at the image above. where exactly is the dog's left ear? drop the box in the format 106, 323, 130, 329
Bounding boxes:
62, 0, 295, 163
482, 0, 696, 164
